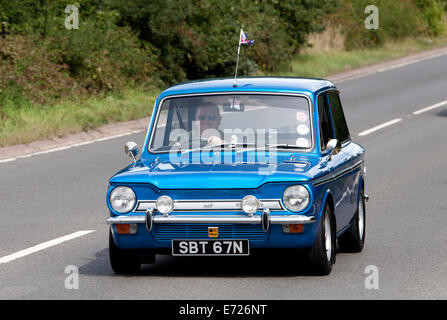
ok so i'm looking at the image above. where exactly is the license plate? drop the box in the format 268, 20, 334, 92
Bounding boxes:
172, 239, 249, 256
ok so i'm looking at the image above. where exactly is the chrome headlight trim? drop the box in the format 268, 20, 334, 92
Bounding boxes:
282, 185, 310, 212
241, 195, 259, 215
156, 195, 174, 215
109, 186, 137, 214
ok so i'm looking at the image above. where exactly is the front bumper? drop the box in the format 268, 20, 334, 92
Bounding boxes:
107, 211, 319, 250
106, 214, 316, 225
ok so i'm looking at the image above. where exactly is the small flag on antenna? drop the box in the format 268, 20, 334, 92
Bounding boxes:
234, 28, 254, 87
239, 29, 254, 46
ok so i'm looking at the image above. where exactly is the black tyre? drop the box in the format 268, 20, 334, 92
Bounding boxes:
305, 203, 335, 275
109, 230, 141, 274
338, 188, 366, 253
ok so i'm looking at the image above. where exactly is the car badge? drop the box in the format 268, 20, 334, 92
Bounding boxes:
203, 203, 213, 209
208, 227, 219, 238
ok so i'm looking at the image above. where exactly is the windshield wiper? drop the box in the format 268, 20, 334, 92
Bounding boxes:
236, 144, 306, 154
180, 142, 256, 155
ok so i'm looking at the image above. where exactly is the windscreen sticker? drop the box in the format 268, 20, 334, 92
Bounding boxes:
296, 112, 307, 122
296, 125, 310, 135
296, 138, 310, 148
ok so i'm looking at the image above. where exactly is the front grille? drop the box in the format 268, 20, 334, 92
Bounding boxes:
152, 224, 269, 243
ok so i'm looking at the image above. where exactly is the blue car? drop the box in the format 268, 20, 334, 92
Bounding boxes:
106, 77, 368, 275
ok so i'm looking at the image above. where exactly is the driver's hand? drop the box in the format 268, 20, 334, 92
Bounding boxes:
207, 136, 223, 146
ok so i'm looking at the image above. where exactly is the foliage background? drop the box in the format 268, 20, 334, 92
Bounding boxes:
0, 0, 446, 146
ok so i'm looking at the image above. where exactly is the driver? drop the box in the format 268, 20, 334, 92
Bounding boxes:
170, 102, 224, 150
194, 102, 224, 146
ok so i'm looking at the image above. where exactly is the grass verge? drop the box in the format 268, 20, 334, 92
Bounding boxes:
0, 87, 158, 147
276, 37, 447, 78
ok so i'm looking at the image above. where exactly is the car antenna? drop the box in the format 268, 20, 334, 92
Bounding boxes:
233, 28, 254, 88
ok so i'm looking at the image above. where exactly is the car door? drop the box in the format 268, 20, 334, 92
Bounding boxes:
326, 91, 358, 230
317, 92, 349, 232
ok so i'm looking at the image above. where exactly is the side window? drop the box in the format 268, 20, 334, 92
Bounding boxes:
317, 93, 334, 151
154, 99, 188, 148
328, 92, 350, 145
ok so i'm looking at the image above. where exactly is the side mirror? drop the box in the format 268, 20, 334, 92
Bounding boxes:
124, 141, 139, 163
326, 139, 338, 161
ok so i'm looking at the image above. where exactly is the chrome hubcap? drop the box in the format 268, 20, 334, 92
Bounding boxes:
324, 213, 332, 261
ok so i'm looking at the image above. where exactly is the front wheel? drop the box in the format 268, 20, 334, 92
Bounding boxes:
109, 230, 141, 274
305, 203, 335, 275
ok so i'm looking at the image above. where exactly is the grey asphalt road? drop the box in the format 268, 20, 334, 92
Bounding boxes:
1, 54, 447, 300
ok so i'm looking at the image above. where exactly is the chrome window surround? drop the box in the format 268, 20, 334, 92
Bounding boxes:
147, 92, 315, 154
316, 88, 353, 153
134, 199, 284, 212
324, 89, 351, 147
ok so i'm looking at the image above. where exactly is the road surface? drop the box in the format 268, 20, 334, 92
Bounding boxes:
1, 53, 447, 300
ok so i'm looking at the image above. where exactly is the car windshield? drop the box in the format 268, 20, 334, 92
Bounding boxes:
149, 94, 312, 153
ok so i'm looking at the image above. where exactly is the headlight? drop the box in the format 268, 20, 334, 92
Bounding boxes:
241, 195, 259, 215
110, 186, 136, 213
156, 195, 174, 215
282, 185, 310, 212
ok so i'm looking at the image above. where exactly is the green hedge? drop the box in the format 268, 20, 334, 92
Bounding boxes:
0, 0, 160, 108
334, 0, 446, 50
109, 0, 336, 83
416, 0, 446, 36
0, 0, 445, 110
0, 0, 336, 103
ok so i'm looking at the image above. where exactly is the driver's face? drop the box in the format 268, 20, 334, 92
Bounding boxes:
195, 106, 221, 133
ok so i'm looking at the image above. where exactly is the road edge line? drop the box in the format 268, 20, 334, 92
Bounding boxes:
358, 118, 403, 137
0, 230, 95, 265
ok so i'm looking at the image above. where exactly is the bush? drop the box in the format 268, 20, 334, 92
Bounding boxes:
0, 35, 77, 106
0, 1, 160, 108
416, 0, 446, 36
48, 10, 160, 92
335, 0, 428, 50
110, 0, 335, 83
2, 0, 335, 87
1, 0, 445, 110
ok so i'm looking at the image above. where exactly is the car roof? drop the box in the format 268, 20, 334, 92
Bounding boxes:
158, 77, 336, 99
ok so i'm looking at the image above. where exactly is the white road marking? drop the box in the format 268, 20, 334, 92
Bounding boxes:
335, 50, 447, 83
0, 230, 95, 265
0, 129, 144, 164
412, 100, 447, 115
376, 51, 447, 73
358, 118, 402, 136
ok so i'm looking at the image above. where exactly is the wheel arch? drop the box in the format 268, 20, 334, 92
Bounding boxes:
321, 189, 336, 264
320, 190, 336, 236
320, 189, 335, 223
357, 175, 365, 208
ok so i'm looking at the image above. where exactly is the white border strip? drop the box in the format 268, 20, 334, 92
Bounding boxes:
0, 230, 95, 264
412, 100, 447, 115
358, 118, 402, 137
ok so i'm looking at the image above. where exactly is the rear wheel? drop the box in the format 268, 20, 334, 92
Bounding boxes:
338, 188, 366, 253
109, 230, 141, 274
305, 203, 335, 275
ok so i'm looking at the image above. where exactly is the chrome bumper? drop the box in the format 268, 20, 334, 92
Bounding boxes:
106, 214, 316, 225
